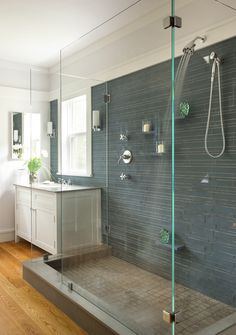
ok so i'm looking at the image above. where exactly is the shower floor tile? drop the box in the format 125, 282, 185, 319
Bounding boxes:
60, 256, 235, 335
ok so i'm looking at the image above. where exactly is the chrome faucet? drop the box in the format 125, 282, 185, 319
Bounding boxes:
58, 178, 67, 184
120, 172, 130, 181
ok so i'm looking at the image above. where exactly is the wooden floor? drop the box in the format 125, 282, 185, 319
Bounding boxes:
0, 240, 87, 335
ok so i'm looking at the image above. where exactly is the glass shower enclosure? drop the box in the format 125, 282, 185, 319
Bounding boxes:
23, 1, 236, 335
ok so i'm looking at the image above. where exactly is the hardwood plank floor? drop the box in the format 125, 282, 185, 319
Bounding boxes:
0, 240, 88, 335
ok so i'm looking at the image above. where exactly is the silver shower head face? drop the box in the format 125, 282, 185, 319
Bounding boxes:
183, 36, 206, 55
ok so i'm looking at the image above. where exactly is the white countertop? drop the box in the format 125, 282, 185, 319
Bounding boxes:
14, 182, 100, 193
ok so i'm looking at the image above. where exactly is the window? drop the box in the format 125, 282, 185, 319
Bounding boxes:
60, 92, 92, 176
23, 113, 41, 160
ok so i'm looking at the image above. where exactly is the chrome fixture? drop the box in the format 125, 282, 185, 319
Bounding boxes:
205, 51, 225, 158
210, 51, 221, 63
92, 110, 101, 131
120, 133, 128, 141
120, 172, 130, 181
183, 36, 206, 55
201, 174, 209, 184
58, 178, 72, 185
58, 178, 65, 184
118, 150, 133, 165
174, 35, 206, 119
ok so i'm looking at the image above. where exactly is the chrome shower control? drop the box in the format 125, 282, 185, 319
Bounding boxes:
120, 172, 130, 181
118, 150, 133, 164
120, 134, 128, 141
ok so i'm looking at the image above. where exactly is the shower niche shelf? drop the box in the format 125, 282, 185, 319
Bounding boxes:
155, 241, 185, 252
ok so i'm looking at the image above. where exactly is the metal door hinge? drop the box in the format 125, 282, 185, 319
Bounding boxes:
163, 16, 182, 29
43, 254, 49, 262
104, 94, 111, 103
68, 282, 73, 291
163, 310, 176, 324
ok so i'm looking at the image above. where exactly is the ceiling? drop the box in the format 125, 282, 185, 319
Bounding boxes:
0, 0, 169, 68
0, 0, 235, 69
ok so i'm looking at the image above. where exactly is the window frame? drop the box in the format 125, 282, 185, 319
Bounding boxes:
58, 89, 92, 177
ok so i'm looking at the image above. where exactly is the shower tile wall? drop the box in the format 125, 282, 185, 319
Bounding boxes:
50, 36, 236, 306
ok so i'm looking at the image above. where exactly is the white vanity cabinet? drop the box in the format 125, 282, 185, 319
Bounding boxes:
15, 185, 101, 255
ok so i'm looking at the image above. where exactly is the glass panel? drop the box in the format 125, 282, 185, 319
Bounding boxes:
28, 68, 56, 261
175, 1, 236, 334
171, 2, 176, 335
57, 1, 174, 335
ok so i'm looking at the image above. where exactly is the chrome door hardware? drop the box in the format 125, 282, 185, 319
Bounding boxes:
118, 150, 132, 164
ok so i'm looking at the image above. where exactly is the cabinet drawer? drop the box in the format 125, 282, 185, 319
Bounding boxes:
32, 190, 56, 212
16, 187, 31, 205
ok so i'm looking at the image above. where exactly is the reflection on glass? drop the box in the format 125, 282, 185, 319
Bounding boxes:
11, 112, 41, 161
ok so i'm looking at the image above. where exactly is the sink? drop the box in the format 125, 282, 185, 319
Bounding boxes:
36, 183, 72, 191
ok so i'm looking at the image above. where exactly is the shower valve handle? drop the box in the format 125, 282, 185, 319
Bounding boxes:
117, 150, 132, 165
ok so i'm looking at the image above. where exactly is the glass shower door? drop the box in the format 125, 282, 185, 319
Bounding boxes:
58, 1, 176, 334
174, 1, 236, 334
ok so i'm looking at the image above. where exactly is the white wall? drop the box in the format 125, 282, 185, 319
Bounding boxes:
0, 64, 50, 242
49, 1, 236, 99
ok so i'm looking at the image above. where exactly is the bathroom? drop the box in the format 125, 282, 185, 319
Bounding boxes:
1, 1, 236, 335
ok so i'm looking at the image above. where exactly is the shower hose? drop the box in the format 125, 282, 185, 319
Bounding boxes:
204, 59, 225, 158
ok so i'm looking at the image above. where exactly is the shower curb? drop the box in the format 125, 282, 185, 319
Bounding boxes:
23, 259, 136, 335
194, 312, 236, 335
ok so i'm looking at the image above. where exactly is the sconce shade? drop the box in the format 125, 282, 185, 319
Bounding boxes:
93, 110, 101, 131
47, 121, 53, 136
13, 129, 19, 142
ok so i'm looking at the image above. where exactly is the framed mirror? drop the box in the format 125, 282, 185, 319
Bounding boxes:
10, 112, 41, 160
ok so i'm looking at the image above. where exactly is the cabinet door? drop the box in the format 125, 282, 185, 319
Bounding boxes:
16, 203, 32, 242
33, 209, 56, 254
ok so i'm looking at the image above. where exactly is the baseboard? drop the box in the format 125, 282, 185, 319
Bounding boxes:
0, 229, 14, 242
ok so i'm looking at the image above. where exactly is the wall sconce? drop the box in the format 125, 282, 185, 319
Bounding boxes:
13, 129, 19, 143
47, 121, 56, 138
92, 110, 101, 131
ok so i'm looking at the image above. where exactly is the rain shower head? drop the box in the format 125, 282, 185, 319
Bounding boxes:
183, 36, 206, 54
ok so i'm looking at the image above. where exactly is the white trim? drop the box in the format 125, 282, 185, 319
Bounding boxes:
0, 85, 49, 102
56, 171, 93, 177
58, 88, 92, 178
0, 229, 15, 242
49, 16, 236, 101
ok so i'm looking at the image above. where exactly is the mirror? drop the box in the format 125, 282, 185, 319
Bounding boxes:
11, 112, 41, 160
12, 112, 23, 159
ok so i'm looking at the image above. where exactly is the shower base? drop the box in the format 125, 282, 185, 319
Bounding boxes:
23, 246, 236, 335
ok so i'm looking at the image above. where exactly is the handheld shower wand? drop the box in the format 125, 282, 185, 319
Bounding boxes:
205, 51, 225, 158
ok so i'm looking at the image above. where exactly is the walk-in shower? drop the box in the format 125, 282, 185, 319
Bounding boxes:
23, 2, 236, 335
205, 51, 225, 158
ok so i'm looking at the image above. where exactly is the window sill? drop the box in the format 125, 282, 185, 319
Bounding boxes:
56, 171, 93, 178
